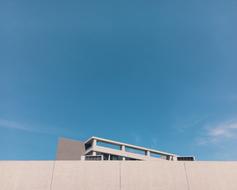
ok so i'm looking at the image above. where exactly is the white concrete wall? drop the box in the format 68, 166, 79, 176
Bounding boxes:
121, 161, 188, 190
1, 161, 237, 190
52, 161, 120, 190
0, 161, 54, 190
185, 161, 237, 190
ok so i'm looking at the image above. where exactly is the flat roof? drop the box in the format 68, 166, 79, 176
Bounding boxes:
85, 136, 177, 157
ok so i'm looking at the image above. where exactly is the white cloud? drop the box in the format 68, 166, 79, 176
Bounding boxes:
196, 120, 237, 145
172, 114, 210, 133
208, 121, 237, 138
0, 118, 32, 132
0, 118, 84, 137
0, 118, 55, 135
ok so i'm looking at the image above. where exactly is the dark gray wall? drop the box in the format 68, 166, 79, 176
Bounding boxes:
56, 138, 85, 160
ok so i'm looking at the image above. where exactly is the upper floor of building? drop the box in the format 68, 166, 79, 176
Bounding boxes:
57, 136, 195, 161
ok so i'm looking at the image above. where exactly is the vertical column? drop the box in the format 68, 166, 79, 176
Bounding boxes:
146, 150, 150, 157
121, 145, 126, 160
92, 138, 97, 148
92, 138, 97, 156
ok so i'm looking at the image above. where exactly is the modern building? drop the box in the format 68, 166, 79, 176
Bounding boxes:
57, 136, 195, 161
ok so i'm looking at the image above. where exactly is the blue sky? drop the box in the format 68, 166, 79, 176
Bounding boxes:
1, 0, 237, 160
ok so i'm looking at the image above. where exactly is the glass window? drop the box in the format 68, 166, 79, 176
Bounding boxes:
150, 152, 161, 158
110, 154, 123, 160
85, 141, 92, 150
125, 147, 145, 155
97, 141, 121, 150
125, 157, 139, 161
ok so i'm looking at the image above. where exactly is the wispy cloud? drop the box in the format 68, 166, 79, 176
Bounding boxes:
208, 121, 237, 138
196, 120, 237, 145
0, 118, 60, 135
172, 114, 210, 133
0, 118, 33, 132
0, 117, 85, 139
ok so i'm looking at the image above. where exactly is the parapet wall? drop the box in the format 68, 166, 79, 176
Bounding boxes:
0, 161, 237, 190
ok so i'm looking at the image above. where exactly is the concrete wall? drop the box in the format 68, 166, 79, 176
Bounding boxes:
0, 161, 237, 190
56, 138, 85, 160
52, 161, 120, 190
121, 161, 188, 190
0, 161, 54, 190
185, 162, 237, 190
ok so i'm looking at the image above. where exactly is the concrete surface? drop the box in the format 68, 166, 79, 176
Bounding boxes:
1, 161, 237, 190
0, 161, 54, 190
185, 161, 237, 190
121, 161, 188, 190
56, 138, 85, 160
52, 161, 120, 190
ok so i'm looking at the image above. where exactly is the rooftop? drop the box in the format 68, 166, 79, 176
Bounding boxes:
83, 136, 195, 161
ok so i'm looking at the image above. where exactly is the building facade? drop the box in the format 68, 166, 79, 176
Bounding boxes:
57, 136, 194, 161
